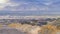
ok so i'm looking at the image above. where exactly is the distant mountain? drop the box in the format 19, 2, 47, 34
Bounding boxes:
0, 11, 60, 16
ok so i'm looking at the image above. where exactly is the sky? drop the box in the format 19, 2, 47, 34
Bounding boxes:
0, 0, 60, 16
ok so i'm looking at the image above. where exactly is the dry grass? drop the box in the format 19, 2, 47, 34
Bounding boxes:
8, 23, 41, 34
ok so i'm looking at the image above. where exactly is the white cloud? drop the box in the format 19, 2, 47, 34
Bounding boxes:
0, 0, 10, 10
0, 0, 19, 10
0, 0, 9, 3
0, 0, 48, 11
43, 1, 53, 6
9, 6, 48, 11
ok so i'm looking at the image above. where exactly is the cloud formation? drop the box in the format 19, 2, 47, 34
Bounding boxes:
0, 0, 60, 13
0, 0, 48, 11
0, 0, 9, 10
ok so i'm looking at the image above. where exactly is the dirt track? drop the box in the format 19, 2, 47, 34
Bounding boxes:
0, 27, 26, 34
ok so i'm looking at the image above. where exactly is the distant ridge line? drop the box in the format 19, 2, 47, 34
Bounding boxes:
0, 15, 59, 19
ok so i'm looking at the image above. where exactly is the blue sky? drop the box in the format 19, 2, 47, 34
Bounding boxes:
0, 0, 60, 16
